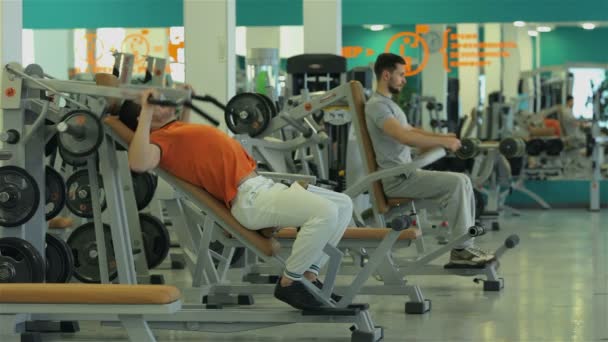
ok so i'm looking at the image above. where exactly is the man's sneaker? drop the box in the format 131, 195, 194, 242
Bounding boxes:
313, 279, 343, 302
449, 247, 496, 267
274, 278, 324, 310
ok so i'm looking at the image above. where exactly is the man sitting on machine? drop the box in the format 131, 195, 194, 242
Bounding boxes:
117, 87, 351, 311
365, 53, 494, 267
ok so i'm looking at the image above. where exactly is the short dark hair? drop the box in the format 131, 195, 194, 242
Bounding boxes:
373, 53, 406, 80
566, 95, 574, 102
117, 100, 142, 131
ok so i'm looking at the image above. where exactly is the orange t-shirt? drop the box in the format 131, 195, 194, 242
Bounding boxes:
543, 118, 561, 136
150, 121, 256, 207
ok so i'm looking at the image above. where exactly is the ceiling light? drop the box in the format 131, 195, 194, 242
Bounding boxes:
537, 26, 552, 32
513, 21, 526, 27
528, 30, 538, 37
370, 25, 385, 31
582, 23, 596, 30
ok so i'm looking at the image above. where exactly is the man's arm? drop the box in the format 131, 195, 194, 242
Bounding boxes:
382, 117, 460, 151
128, 89, 162, 172
410, 127, 455, 138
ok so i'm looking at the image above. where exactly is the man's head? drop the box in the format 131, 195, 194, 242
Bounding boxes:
566, 95, 574, 108
373, 53, 407, 95
117, 91, 177, 132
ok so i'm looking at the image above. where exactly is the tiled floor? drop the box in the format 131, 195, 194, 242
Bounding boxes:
44, 209, 607, 341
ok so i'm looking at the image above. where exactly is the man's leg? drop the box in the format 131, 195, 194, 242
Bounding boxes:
231, 179, 340, 308
304, 185, 352, 275
383, 170, 493, 265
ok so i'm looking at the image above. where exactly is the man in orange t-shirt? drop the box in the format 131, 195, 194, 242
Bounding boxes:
122, 89, 351, 310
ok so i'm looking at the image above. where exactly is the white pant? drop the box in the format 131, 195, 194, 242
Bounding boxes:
383, 169, 475, 249
230, 176, 352, 280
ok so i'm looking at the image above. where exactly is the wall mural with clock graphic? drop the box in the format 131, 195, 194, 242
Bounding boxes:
342, 24, 518, 77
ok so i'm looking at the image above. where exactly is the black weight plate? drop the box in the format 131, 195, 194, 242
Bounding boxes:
45, 166, 66, 220
456, 138, 480, 159
139, 213, 170, 269
473, 189, 485, 220
499, 137, 524, 159
258, 93, 278, 118
0, 236, 45, 283
65, 169, 107, 218
57, 110, 104, 157
45, 119, 59, 157
45, 233, 74, 283
59, 146, 87, 167
224, 93, 272, 137
132, 172, 156, 211
0, 165, 41, 227
526, 139, 546, 156
67, 222, 117, 283
545, 139, 564, 156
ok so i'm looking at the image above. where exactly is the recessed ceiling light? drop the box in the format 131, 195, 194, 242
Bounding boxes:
528, 30, 539, 37
370, 25, 385, 31
582, 23, 596, 30
513, 21, 526, 27
537, 26, 552, 32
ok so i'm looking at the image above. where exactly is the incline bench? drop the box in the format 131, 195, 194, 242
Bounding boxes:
0, 284, 181, 342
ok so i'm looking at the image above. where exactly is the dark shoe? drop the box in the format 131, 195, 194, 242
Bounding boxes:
274, 278, 324, 310
313, 279, 343, 302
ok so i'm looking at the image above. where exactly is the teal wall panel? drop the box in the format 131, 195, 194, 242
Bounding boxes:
506, 180, 608, 208
539, 27, 608, 66
23, 0, 183, 29
23, 0, 608, 29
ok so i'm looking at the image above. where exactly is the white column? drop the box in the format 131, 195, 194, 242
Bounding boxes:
303, 0, 341, 54
421, 24, 448, 131
246, 27, 280, 50
483, 23, 502, 105
501, 24, 520, 101
184, 0, 235, 130
1, 0, 22, 128
33, 30, 72, 80
457, 23, 480, 116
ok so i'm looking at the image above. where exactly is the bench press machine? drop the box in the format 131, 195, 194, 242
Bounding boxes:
1, 63, 385, 341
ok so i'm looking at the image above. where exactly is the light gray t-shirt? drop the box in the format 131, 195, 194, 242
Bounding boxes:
365, 92, 412, 169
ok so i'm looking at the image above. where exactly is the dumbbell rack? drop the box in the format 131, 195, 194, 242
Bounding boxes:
1, 63, 190, 285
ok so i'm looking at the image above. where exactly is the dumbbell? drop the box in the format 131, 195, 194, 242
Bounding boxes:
526, 139, 546, 156
430, 119, 448, 129
498, 137, 526, 159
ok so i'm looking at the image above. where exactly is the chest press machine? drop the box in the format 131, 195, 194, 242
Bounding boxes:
1, 63, 389, 342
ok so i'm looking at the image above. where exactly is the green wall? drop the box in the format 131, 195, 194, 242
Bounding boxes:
506, 180, 608, 208
539, 27, 608, 66
23, 0, 608, 29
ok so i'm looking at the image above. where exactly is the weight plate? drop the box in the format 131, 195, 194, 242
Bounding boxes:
139, 213, 170, 269
0, 236, 45, 283
224, 93, 272, 137
45, 233, 74, 283
474, 189, 485, 220
526, 139, 546, 156
65, 169, 107, 218
57, 109, 104, 157
0, 165, 41, 227
499, 137, 525, 159
59, 146, 88, 167
45, 119, 59, 157
456, 138, 480, 159
67, 222, 117, 283
258, 93, 278, 118
45, 166, 66, 220
545, 138, 564, 156
132, 172, 156, 211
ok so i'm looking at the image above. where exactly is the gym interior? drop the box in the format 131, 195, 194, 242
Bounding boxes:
1, 1, 607, 341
